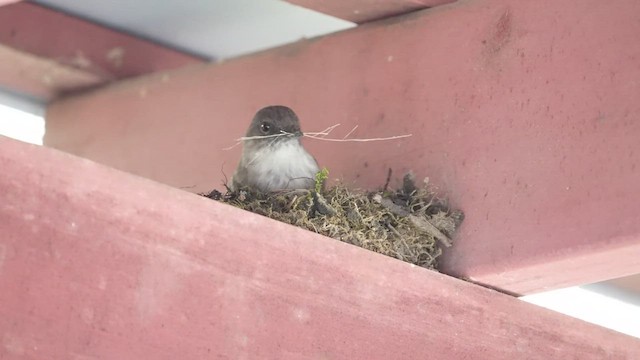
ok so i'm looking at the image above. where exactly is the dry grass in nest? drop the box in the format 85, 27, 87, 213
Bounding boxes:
202, 173, 463, 270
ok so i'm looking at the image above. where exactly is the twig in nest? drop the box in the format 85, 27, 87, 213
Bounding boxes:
372, 194, 409, 216
372, 193, 452, 248
408, 215, 452, 248
382, 168, 393, 193
220, 162, 230, 189
386, 223, 402, 238
310, 192, 337, 216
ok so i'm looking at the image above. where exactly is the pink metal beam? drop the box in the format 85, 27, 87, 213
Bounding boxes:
0, 2, 203, 99
1, 135, 639, 359
45, 0, 640, 295
287, 0, 455, 23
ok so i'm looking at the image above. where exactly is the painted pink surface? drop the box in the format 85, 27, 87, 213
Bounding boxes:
0, 0, 19, 6
0, 44, 105, 100
45, 0, 640, 295
0, 2, 203, 99
1, 135, 639, 359
287, 0, 455, 23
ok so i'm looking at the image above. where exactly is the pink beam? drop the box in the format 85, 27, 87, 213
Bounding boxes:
0, 44, 105, 100
287, 0, 455, 23
45, 0, 640, 295
0, 0, 20, 6
0, 2, 203, 99
1, 135, 639, 359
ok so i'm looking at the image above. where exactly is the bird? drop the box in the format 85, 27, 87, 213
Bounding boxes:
230, 105, 319, 192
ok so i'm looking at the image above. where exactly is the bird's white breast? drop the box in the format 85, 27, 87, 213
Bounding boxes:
246, 139, 319, 191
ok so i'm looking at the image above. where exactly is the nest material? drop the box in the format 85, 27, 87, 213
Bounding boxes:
203, 173, 463, 270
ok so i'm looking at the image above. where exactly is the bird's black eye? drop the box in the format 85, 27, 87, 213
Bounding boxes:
260, 122, 271, 134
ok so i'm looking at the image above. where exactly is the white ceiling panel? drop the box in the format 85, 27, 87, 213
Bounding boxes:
34, 0, 355, 60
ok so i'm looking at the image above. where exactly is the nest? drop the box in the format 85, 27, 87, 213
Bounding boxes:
203, 172, 463, 270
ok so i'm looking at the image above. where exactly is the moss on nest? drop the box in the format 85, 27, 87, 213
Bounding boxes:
202, 172, 463, 270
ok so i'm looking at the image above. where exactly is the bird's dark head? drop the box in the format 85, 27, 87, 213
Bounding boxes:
246, 105, 303, 140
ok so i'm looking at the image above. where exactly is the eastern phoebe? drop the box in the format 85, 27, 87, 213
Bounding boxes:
230, 105, 319, 192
